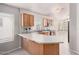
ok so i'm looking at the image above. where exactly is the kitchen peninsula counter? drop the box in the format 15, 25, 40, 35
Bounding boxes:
18, 33, 63, 44
18, 33, 63, 55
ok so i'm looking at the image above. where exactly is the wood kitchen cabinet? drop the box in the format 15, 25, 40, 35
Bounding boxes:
29, 14, 34, 26
43, 17, 53, 27
21, 37, 29, 51
43, 18, 48, 27
22, 13, 34, 27
21, 38, 43, 55
21, 37, 59, 55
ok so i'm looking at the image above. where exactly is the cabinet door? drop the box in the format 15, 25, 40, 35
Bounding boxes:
29, 15, 34, 26
23, 13, 30, 27
43, 18, 48, 27
21, 38, 29, 51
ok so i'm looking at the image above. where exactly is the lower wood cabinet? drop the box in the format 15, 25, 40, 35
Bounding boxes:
21, 37, 59, 55
43, 44, 59, 55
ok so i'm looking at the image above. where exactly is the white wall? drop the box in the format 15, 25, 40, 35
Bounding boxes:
76, 3, 79, 52
69, 3, 79, 54
0, 13, 14, 43
53, 20, 68, 31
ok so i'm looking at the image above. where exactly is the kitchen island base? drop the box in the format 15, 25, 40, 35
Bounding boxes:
21, 37, 59, 55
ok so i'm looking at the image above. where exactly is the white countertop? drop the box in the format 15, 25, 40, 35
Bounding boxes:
18, 33, 64, 44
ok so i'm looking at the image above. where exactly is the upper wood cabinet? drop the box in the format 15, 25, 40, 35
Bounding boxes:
29, 14, 34, 26
43, 17, 53, 27
43, 18, 48, 27
22, 13, 34, 27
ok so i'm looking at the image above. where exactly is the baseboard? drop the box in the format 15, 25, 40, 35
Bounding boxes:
70, 49, 79, 55
1, 47, 21, 55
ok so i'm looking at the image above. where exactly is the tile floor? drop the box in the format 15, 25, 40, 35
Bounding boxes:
6, 49, 30, 55
6, 31, 71, 55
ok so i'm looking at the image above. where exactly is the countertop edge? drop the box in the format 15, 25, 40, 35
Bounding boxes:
18, 34, 64, 44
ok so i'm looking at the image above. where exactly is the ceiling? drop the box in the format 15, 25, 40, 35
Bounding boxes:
6, 3, 69, 20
